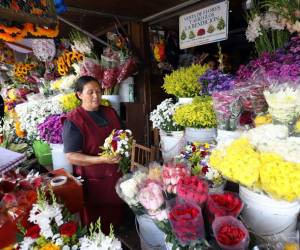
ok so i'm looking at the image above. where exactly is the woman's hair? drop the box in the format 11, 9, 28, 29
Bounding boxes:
74, 76, 100, 93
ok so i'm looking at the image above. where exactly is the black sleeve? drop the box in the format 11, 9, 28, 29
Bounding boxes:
62, 120, 83, 153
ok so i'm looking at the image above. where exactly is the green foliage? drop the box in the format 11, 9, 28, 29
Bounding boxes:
162, 64, 209, 97
173, 96, 217, 128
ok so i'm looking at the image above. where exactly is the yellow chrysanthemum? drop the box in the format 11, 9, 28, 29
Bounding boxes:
254, 114, 272, 127
40, 243, 60, 250
59, 93, 81, 112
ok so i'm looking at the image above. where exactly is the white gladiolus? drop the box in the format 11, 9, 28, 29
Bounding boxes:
246, 14, 262, 42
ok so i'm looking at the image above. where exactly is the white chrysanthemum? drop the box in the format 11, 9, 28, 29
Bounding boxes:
19, 237, 35, 250
246, 14, 262, 42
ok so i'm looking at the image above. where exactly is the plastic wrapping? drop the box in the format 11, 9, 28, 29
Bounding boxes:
117, 57, 137, 84
212, 216, 249, 250
177, 176, 208, 207
169, 201, 205, 245
79, 58, 103, 83
205, 192, 243, 223
162, 161, 191, 194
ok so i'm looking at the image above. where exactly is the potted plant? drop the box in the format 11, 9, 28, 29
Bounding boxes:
150, 99, 184, 161
173, 96, 217, 143
162, 64, 209, 103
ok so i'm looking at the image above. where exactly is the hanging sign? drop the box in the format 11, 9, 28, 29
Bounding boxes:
179, 1, 229, 49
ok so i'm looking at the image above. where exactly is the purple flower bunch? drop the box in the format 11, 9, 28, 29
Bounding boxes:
199, 69, 235, 95
236, 36, 300, 83
38, 114, 64, 144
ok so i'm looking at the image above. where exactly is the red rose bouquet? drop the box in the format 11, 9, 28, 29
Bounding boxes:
212, 216, 249, 250
177, 176, 208, 207
206, 192, 243, 223
169, 202, 205, 245
162, 162, 190, 194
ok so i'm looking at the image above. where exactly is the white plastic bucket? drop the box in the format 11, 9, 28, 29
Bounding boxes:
50, 144, 73, 174
239, 186, 300, 238
217, 129, 243, 146
177, 97, 193, 105
159, 130, 185, 162
185, 127, 217, 144
102, 95, 120, 115
119, 77, 134, 102
136, 215, 166, 250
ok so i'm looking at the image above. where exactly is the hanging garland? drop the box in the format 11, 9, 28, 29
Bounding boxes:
0, 22, 59, 42
57, 51, 84, 75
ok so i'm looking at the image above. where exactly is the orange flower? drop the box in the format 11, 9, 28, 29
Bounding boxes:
15, 121, 26, 138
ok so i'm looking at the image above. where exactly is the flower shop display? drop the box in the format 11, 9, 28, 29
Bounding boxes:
162, 161, 190, 195
177, 142, 225, 192
162, 64, 209, 98
99, 129, 133, 174
173, 96, 217, 143
150, 98, 184, 161
212, 216, 249, 250
168, 202, 205, 246
205, 192, 243, 223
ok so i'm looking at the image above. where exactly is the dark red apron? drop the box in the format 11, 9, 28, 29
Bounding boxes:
63, 106, 123, 233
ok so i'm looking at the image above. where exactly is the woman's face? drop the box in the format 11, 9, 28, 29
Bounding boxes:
77, 81, 101, 111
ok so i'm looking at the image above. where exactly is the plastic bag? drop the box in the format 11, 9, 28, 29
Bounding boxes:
117, 57, 137, 83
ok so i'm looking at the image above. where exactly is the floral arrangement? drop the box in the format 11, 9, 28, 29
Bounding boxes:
70, 30, 93, 56
205, 192, 243, 223
16, 188, 122, 250
162, 162, 190, 194
264, 85, 300, 125
15, 98, 63, 141
59, 93, 81, 112
99, 129, 133, 174
79, 219, 122, 250
173, 96, 217, 129
210, 125, 300, 201
149, 98, 182, 132
162, 64, 209, 97
169, 202, 205, 246
177, 142, 224, 188
177, 176, 208, 206
57, 51, 84, 76
199, 69, 235, 95
37, 114, 65, 144
50, 74, 78, 91
13, 63, 36, 82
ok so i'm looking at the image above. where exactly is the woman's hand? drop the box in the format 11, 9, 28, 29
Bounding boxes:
98, 155, 121, 164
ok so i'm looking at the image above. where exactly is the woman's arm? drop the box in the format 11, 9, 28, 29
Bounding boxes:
66, 152, 120, 166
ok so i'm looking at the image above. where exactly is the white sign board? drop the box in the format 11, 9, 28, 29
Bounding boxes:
179, 1, 229, 49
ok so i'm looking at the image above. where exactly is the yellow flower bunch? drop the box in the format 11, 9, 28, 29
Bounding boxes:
173, 96, 217, 128
57, 51, 84, 75
40, 243, 60, 250
59, 93, 81, 112
162, 64, 209, 97
210, 137, 300, 201
295, 118, 300, 133
13, 63, 36, 82
100, 98, 111, 107
254, 113, 272, 127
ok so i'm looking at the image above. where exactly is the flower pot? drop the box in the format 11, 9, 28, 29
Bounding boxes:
136, 214, 167, 250
178, 97, 193, 105
185, 127, 217, 144
159, 130, 185, 162
102, 94, 120, 115
119, 77, 134, 102
239, 186, 300, 239
50, 144, 73, 174
32, 140, 52, 166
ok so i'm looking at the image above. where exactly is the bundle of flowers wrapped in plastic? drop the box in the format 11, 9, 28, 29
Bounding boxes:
99, 129, 133, 174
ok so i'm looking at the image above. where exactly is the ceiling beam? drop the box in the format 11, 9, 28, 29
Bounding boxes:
141, 0, 203, 23
67, 6, 140, 22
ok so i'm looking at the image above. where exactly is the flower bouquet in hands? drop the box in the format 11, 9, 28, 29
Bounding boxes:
99, 129, 133, 174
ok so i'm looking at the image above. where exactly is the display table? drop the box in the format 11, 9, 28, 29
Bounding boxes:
0, 168, 83, 249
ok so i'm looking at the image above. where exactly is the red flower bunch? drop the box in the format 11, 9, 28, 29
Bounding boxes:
59, 221, 77, 237
213, 216, 249, 250
206, 192, 243, 223
162, 162, 190, 194
25, 225, 40, 239
177, 176, 208, 206
169, 202, 205, 245
217, 224, 246, 246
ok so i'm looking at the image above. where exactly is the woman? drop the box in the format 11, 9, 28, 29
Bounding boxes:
62, 76, 123, 233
